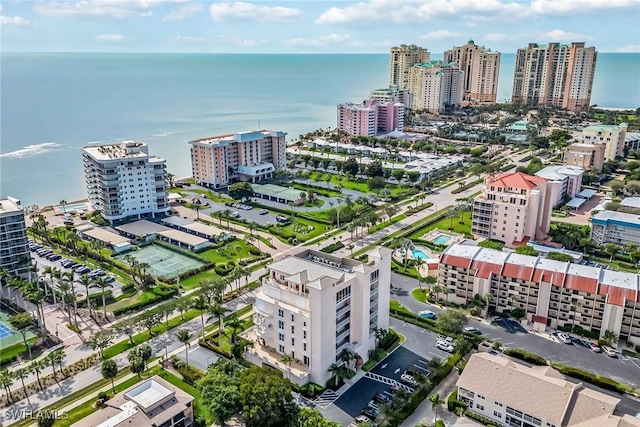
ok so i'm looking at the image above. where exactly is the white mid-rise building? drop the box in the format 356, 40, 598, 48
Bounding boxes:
534, 165, 583, 207
189, 130, 287, 189
83, 142, 169, 224
0, 197, 30, 275
247, 248, 391, 385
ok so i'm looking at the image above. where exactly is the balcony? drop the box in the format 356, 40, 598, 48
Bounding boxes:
336, 327, 350, 343
336, 300, 351, 318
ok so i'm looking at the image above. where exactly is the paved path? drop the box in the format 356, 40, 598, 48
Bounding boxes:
401, 370, 460, 427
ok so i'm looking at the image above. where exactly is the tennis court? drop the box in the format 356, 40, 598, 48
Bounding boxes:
0, 310, 35, 349
116, 245, 206, 279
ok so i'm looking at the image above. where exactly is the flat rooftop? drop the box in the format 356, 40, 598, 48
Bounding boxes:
83, 141, 152, 161
189, 130, 285, 146
82, 227, 130, 246
116, 220, 170, 236
0, 196, 23, 215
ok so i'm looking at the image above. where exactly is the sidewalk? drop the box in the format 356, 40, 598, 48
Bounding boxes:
401, 370, 460, 427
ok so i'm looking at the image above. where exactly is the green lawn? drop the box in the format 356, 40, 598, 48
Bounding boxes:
291, 182, 342, 197
275, 215, 329, 242
108, 288, 162, 312
408, 211, 473, 240
369, 214, 407, 234
197, 240, 258, 263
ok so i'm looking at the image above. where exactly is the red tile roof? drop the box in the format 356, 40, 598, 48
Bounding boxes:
598, 285, 639, 305
440, 254, 472, 269
487, 172, 547, 190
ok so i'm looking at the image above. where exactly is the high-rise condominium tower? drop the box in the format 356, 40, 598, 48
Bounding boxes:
444, 40, 500, 103
389, 44, 431, 89
512, 42, 597, 112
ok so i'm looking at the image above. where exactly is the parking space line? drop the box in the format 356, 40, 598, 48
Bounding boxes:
428, 351, 441, 358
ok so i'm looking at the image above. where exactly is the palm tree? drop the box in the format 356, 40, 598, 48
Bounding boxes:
30, 359, 44, 390
14, 368, 30, 402
20, 281, 47, 333
101, 359, 118, 394
52, 348, 66, 376
603, 330, 618, 347
58, 278, 76, 326
207, 303, 230, 346
176, 329, 192, 366
570, 299, 582, 332
192, 295, 209, 340
92, 276, 113, 320
281, 354, 294, 381
327, 363, 348, 388
0, 369, 14, 404
0, 267, 9, 299
224, 317, 243, 344
59, 200, 68, 213
176, 300, 190, 320
432, 285, 442, 303
429, 393, 446, 423
76, 273, 94, 319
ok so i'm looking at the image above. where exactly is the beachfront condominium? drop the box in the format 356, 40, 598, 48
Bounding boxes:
471, 172, 552, 247
370, 87, 413, 111
439, 243, 640, 347
512, 42, 597, 112
409, 61, 464, 113
389, 44, 431, 89
337, 100, 404, 137
581, 123, 628, 161
444, 40, 500, 103
189, 130, 286, 189
0, 196, 30, 275
246, 248, 391, 385
458, 353, 640, 427
83, 141, 169, 224
564, 143, 605, 171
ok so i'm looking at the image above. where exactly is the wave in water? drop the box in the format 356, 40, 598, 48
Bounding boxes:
0, 142, 63, 158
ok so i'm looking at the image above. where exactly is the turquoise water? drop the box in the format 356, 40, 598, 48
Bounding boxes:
1, 52, 638, 205
433, 235, 452, 245
412, 249, 430, 260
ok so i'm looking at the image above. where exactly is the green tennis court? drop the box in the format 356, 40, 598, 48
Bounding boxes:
116, 245, 206, 279
0, 310, 35, 349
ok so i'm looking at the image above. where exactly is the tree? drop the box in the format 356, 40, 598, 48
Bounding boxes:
76, 273, 94, 319
327, 363, 349, 388
192, 295, 210, 340
477, 240, 503, 250
603, 330, 618, 347
229, 182, 254, 201
198, 360, 243, 426
30, 359, 44, 389
14, 368, 30, 402
367, 176, 386, 191
298, 408, 341, 427
87, 330, 114, 358
609, 180, 624, 196
176, 329, 192, 366
101, 359, 118, 394
429, 393, 446, 423
9, 312, 36, 360
343, 157, 359, 176
515, 245, 539, 256
281, 354, 294, 381
225, 316, 243, 345
140, 310, 163, 337
547, 252, 574, 262
446, 208, 458, 230
93, 276, 113, 320
114, 318, 139, 344
128, 344, 152, 378
435, 309, 468, 335
604, 243, 619, 261
0, 369, 14, 404
392, 169, 405, 182
240, 366, 298, 427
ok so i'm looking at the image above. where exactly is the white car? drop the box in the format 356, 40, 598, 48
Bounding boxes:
557, 333, 572, 344
400, 373, 417, 386
436, 340, 455, 353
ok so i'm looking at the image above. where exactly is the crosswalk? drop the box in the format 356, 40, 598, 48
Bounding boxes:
314, 389, 341, 409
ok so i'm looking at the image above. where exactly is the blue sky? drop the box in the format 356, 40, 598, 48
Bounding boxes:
1, 0, 639, 53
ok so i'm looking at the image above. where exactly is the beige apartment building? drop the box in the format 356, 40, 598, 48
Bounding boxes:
471, 172, 552, 247
189, 130, 286, 189
439, 244, 640, 346
389, 44, 431, 89
458, 353, 640, 427
246, 248, 391, 385
444, 40, 500, 103
581, 123, 628, 161
564, 143, 605, 171
409, 61, 464, 113
512, 42, 597, 112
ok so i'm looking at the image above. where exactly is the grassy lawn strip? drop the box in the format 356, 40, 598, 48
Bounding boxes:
412, 288, 428, 303
368, 214, 407, 234
103, 308, 201, 359
408, 211, 472, 240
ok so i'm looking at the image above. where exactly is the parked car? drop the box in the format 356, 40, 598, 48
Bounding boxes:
400, 371, 417, 386
418, 310, 437, 320
259, 209, 268, 215
436, 340, 455, 353
230, 212, 240, 218
464, 326, 482, 335
104, 276, 116, 283
373, 392, 391, 405
48, 254, 62, 261
589, 343, 602, 353
368, 400, 380, 411
354, 415, 376, 426
361, 407, 378, 421
75, 266, 90, 274
602, 346, 617, 357
557, 333, 573, 344
437, 335, 454, 344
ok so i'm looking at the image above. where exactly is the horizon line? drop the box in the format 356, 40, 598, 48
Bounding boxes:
1, 50, 636, 55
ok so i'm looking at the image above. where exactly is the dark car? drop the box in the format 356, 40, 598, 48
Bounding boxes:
373, 392, 391, 405
361, 407, 378, 420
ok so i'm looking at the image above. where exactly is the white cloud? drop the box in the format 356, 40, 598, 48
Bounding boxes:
210, 2, 303, 23
94, 33, 124, 42
33, 0, 188, 19
167, 35, 209, 44
538, 29, 591, 40
162, 3, 203, 21
419, 30, 462, 40
484, 29, 591, 43
616, 44, 640, 52
282, 33, 352, 47
316, 0, 636, 25
0, 5, 30, 26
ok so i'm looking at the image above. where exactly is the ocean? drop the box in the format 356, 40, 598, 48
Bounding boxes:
1, 52, 639, 207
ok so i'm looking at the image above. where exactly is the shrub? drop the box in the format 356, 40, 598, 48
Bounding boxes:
447, 390, 468, 412
97, 391, 108, 401
451, 179, 483, 194
379, 330, 399, 350
465, 410, 499, 426
552, 364, 630, 394
214, 264, 234, 276
320, 241, 345, 253
249, 247, 261, 256
177, 364, 203, 386
504, 348, 547, 366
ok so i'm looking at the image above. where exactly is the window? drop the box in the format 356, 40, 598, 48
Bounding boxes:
291, 338, 295, 346
279, 345, 285, 353
278, 309, 284, 318
494, 411, 502, 418
278, 320, 284, 329
291, 314, 295, 322
279, 333, 284, 341
370, 270, 379, 282
303, 343, 307, 351
291, 325, 295, 333
476, 404, 485, 410
303, 330, 307, 339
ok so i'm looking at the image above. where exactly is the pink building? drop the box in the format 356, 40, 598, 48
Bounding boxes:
337, 100, 404, 137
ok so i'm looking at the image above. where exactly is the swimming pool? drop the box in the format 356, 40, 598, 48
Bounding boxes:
412, 249, 430, 260
433, 235, 451, 245
60, 203, 91, 212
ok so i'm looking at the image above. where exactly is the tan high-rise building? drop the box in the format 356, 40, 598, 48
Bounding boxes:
409, 61, 464, 113
512, 42, 597, 112
444, 40, 500, 103
389, 44, 431, 89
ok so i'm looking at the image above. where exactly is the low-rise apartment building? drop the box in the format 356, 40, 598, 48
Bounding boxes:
83, 141, 169, 224
457, 353, 640, 427
189, 130, 287, 189
471, 172, 552, 247
438, 243, 640, 346
246, 248, 391, 385
582, 123, 628, 161
534, 165, 583, 207
0, 197, 30, 275
591, 210, 640, 246
564, 143, 605, 171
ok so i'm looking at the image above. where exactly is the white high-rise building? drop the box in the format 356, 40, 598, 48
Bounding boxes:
409, 61, 464, 113
0, 197, 30, 275
246, 248, 391, 385
83, 141, 169, 224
